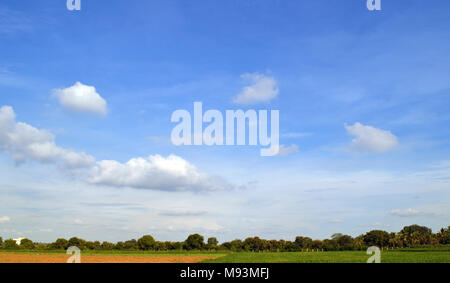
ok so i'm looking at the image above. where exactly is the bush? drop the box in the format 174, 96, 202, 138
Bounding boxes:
3, 239, 19, 250
20, 238, 35, 250
184, 234, 205, 250
137, 235, 156, 250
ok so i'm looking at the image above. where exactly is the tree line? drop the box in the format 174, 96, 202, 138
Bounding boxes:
1, 225, 449, 252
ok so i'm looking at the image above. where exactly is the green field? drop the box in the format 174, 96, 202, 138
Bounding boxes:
203, 249, 450, 263
1, 247, 450, 263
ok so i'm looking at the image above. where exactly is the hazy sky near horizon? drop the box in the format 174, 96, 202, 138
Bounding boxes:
1, 0, 450, 243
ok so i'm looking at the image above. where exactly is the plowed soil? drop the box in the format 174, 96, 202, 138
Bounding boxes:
0, 253, 218, 263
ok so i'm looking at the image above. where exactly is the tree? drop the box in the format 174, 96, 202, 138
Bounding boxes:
101, 241, 115, 250
159, 242, 170, 251
337, 235, 354, 250
51, 238, 69, 250
437, 227, 450, 245
400, 225, 432, 236
295, 236, 313, 249
353, 235, 365, 250
184, 234, 205, 250
400, 225, 433, 246
169, 241, 183, 250
322, 239, 338, 251
20, 238, 35, 250
363, 230, 390, 248
0, 237, 3, 249
35, 243, 47, 250
243, 237, 263, 252
3, 239, 19, 250
229, 239, 243, 252
85, 241, 101, 250
124, 239, 138, 250
331, 233, 344, 240
312, 240, 323, 250
207, 237, 219, 250
68, 237, 86, 250
137, 235, 156, 250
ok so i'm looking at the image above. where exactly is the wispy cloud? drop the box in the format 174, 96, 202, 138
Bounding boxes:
159, 210, 208, 217
0, 6, 33, 35
0, 216, 10, 223
233, 73, 279, 105
389, 208, 430, 217
277, 144, 299, 156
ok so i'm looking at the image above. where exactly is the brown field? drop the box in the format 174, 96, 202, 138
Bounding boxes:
0, 253, 219, 263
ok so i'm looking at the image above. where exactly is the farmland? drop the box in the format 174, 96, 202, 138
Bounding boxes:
1, 247, 449, 263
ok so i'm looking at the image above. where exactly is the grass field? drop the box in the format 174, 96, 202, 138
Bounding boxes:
203, 249, 450, 263
1, 248, 449, 263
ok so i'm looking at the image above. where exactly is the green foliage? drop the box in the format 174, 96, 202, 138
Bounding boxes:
363, 230, 390, 247
401, 225, 432, 236
86, 241, 101, 250
203, 249, 450, 263
207, 237, 219, 248
243, 237, 263, 252
50, 238, 69, 250
295, 236, 313, 249
3, 239, 19, 250
101, 241, 115, 250
437, 227, 450, 245
0, 224, 447, 253
312, 240, 323, 250
20, 238, 35, 250
137, 235, 156, 251
336, 235, 354, 250
184, 234, 205, 250
68, 237, 86, 250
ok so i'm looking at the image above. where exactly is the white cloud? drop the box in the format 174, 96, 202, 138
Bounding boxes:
0, 216, 10, 223
329, 219, 344, 224
54, 82, 107, 116
345, 122, 398, 153
389, 208, 425, 217
277, 144, 299, 156
282, 132, 312, 138
233, 73, 279, 104
87, 154, 232, 192
0, 106, 95, 168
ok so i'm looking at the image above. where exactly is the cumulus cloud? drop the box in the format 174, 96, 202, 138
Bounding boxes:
345, 122, 398, 153
0, 216, 10, 223
54, 82, 107, 116
87, 154, 232, 192
233, 73, 279, 104
0, 106, 95, 168
277, 144, 299, 156
389, 208, 426, 217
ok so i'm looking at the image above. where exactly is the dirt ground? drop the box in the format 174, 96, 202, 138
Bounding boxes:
0, 253, 219, 263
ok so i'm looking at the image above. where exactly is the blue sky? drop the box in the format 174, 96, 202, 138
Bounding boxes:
0, 0, 450, 243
